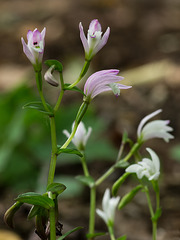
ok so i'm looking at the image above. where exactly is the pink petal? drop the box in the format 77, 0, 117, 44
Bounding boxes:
93, 27, 110, 55
21, 37, 35, 64
79, 22, 89, 53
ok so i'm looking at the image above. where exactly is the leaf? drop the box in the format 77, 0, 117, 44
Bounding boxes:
45, 60, 63, 72
56, 147, 83, 157
76, 175, 95, 187
46, 182, 66, 197
112, 172, 130, 196
86, 232, 107, 238
15, 192, 54, 209
63, 83, 85, 95
115, 160, 129, 168
117, 235, 127, 240
28, 205, 47, 219
57, 226, 83, 240
23, 101, 54, 116
118, 185, 143, 209
4, 201, 23, 228
152, 208, 162, 222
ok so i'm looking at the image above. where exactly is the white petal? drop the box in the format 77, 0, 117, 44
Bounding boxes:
137, 109, 162, 138
96, 209, 107, 224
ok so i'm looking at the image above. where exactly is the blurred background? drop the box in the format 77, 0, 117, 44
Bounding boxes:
0, 0, 180, 239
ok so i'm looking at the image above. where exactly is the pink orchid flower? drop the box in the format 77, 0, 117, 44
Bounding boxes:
21, 28, 46, 69
79, 19, 110, 60
84, 69, 131, 100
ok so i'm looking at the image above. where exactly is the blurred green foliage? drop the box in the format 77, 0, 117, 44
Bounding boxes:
0, 85, 117, 195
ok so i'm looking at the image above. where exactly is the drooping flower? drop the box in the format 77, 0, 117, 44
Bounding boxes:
79, 19, 110, 60
63, 122, 92, 151
126, 148, 160, 181
137, 109, 174, 143
44, 65, 59, 87
21, 28, 46, 69
84, 69, 131, 100
96, 188, 120, 227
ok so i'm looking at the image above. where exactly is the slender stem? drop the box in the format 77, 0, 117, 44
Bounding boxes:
67, 60, 90, 89
49, 208, 56, 240
144, 186, 154, 217
95, 142, 141, 186
144, 186, 157, 240
54, 89, 64, 113
81, 153, 90, 177
152, 221, 157, 240
47, 116, 58, 185
95, 165, 116, 186
89, 186, 96, 239
54, 72, 65, 113
61, 101, 89, 149
108, 225, 116, 240
35, 71, 50, 112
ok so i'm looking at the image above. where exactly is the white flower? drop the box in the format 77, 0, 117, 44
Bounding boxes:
96, 189, 120, 226
126, 148, 160, 181
63, 122, 92, 151
137, 109, 174, 143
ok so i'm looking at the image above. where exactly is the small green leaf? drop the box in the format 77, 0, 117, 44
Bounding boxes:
152, 208, 162, 222
23, 101, 54, 116
117, 235, 127, 240
56, 147, 83, 157
63, 83, 85, 95
118, 185, 143, 209
112, 172, 130, 196
47, 183, 66, 197
15, 192, 54, 209
115, 161, 129, 168
28, 205, 47, 219
4, 201, 23, 228
76, 175, 95, 187
86, 232, 107, 238
57, 226, 83, 240
45, 60, 63, 72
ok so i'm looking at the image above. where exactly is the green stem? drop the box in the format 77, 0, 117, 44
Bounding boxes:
61, 101, 89, 149
49, 207, 56, 240
108, 225, 116, 240
95, 142, 141, 186
95, 165, 116, 186
47, 116, 58, 185
35, 71, 50, 112
144, 186, 157, 240
54, 89, 64, 113
88, 186, 96, 239
81, 153, 90, 177
54, 72, 65, 113
67, 60, 90, 89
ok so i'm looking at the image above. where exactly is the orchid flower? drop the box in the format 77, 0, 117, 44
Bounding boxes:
44, 65, 59, 87
84, 69, 131, 100
79, 19, 110, 60
137, 109, 174, 143
126, 148, 160, 181
21, 28, 46, 69
96, 188, 120, 227
63, 122, 92, 151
